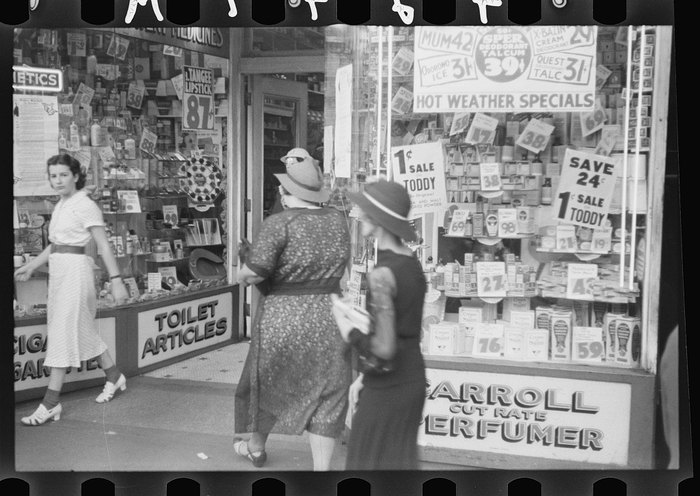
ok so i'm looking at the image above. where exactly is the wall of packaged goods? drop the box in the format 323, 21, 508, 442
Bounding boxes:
337, 24, 672, 469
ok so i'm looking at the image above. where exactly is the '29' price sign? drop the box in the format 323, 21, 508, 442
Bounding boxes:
476, 261, 507, 297
182, 66, 215, 131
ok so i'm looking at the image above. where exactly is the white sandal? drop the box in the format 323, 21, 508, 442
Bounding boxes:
21, 403, 62, 426
95, 374, 127, 403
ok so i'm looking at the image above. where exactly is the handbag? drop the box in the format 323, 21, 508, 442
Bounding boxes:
238, 238, 270, 296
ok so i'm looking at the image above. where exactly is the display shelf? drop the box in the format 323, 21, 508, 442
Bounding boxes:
443, 234, 534, 240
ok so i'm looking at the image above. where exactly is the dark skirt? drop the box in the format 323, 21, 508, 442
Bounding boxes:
345, 380, 426, 470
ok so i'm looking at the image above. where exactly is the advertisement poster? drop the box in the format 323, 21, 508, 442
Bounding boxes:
182, 65, 215, 130
14, 319, 117, 392
334, 64, 353, 178
419, 368, 631, 465
13, 94, 59, 197
554, 149, 620, 228
414, 26, 597, 112
390, 141, 448, 215
137, 294, 233, 367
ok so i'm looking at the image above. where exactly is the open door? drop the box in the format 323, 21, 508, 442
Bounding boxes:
243, 76, 309, 333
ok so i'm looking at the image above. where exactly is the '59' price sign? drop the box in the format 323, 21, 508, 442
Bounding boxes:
572, 326, 605, 363
182, 66, 215, 131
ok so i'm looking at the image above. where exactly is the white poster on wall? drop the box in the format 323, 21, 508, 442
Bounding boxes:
390, 141, 448, 216
334, 64, 353, 178
413, 26, 598, 113
419, 368, 632, 466
13, 94, 59, 197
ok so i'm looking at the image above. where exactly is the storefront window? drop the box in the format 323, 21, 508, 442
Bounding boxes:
13, 28, 231, 318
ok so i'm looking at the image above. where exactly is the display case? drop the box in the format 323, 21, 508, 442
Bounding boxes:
338, 25, 673, 469
12, 28, 231, 320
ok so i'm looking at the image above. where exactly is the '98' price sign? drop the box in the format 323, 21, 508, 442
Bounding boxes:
182, 66, 215, 131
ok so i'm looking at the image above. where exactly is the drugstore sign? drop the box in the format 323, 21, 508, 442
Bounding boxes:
418, 368, 631, 466
14, 319, 117, 391
413, 26, 597, 112
137, 294, 232, 367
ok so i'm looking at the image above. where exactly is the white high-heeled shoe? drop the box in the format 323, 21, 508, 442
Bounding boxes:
95, 374, 127, 403
21, 403, 62, 426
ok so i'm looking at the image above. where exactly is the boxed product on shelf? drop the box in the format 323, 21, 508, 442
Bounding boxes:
550, 309, 573, 361
615, 316, 642, 368
428, 322, 466, 356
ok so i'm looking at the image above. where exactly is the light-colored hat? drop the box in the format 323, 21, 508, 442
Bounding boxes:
346, 180, 416, 242
280, 147, 313, 164
275, 157, 330, 203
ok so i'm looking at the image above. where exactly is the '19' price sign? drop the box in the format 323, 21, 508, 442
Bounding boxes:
182, 66, 215, 131
476, 261, 507, 297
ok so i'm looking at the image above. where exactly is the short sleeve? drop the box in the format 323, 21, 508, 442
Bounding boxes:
72, 195, 105, 229
246, 213, 289, 278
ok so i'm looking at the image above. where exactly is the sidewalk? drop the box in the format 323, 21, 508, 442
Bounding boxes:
15, 342, 463, 472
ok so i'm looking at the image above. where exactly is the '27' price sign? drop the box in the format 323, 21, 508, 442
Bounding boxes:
182, 66, 215, 131
476, 261, 507, 297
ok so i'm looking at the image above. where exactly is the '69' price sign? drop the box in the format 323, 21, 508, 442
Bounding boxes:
476, 261, 507, 297
182, 66, 215, 131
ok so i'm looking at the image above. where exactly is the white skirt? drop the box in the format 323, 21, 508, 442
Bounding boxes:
45, 253, 108, 368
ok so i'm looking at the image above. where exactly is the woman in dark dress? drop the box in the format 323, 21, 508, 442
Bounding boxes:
234, 157, 352, 471
335, 179, 427, 470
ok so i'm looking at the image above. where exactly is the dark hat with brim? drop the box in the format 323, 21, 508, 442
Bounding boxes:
346, 180, 416, 242
275, 157, 329, 203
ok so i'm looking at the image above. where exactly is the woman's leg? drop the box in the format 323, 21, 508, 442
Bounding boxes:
43, 367, 67, 408
308, 433, 336, 471
97, 350, 122, 384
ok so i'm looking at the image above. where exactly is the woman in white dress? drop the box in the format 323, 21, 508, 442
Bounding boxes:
14, 154, 129, 426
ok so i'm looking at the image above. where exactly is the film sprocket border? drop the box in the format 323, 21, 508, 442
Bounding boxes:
0, 1, 692, 495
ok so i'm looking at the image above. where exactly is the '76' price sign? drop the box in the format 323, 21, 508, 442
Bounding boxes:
476, 261, 507, 297
473, 322, 504, 358
182, 66, 215, 131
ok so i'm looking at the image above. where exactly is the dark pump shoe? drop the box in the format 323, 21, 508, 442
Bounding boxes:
233, 437, 267, 467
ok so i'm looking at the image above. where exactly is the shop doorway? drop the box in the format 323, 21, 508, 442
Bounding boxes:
242, 75, 314, 335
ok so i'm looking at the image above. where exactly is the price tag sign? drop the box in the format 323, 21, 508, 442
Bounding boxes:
596, 64, 613, 91
497, 208, 518, 238
392, 46, 414, 76
449, 112, 471, 136
163, 45, 184, 57
515, 118, 555, 154
466, 113, 498, 144
580, 102, 607, 137
127, 82, 145, 110
66, 32, 86, 57
554, 149, 619, 229
391, 86, 413, 115
594, 125, 620, 156
183, 66, 215, 130
171, 74, 184, 100
479, 162, 502, 191
556, 224, 577, 252
476, 261, 507, 297
566, 263, 598, 300
591, 227, 612, 253
523, 329, 549, 362
473, 323, 504, 358
139, 128, 158, 155
147, 272, 162, 293
106, 34, 130, 61
123, 276, 140, 299
572, 326, 605, 363
96, 64, 118, 81
75, 83, 95, 106
448, 209, 470, 236
59, 104, 73, 116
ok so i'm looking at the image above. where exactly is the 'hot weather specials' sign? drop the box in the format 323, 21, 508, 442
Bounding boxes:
418, 368, 632, 465
138, 293, 233, 367
554, 149, 620, 228
391, 141, 448, 216
413, 26, 598, 112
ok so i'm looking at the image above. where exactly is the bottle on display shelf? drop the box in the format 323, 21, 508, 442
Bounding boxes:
110, 185, 120, 213
86, 49, 97, 75
541, 177, 553, 205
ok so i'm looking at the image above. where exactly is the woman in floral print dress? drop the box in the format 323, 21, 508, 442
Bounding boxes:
234, 154, 351, 470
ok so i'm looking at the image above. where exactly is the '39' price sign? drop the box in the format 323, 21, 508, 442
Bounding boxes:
182, 66, 215, 131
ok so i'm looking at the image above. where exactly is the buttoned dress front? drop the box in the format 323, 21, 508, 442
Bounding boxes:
44, 189, 108, 368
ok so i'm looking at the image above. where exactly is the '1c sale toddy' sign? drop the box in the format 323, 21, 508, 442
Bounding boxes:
554, 149, 620, 228
391, 141, 448, 216
182, 65, 215, 130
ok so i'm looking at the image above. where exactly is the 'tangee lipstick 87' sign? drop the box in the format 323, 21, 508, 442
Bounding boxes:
418, 368, 631, 465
